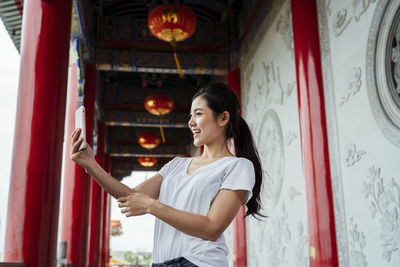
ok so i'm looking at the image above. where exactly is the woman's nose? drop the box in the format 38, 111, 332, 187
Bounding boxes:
188, 116, 195, 126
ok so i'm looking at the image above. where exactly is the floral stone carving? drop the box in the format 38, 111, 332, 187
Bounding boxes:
362, 166, 400, 262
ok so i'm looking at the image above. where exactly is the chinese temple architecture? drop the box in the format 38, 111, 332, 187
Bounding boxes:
1, 0, 400, 266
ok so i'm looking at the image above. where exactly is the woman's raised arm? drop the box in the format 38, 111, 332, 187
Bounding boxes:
70, 128, 163, 199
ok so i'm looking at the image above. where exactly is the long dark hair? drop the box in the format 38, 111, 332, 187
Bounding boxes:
193, 82, 265, 219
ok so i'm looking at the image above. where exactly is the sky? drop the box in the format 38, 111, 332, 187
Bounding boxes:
0, 21, 154, 259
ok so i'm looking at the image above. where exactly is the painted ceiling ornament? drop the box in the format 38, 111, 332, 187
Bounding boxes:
148, 3, 197, 78
138, 156, 158, 167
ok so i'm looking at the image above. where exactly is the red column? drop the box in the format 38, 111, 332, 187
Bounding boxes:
89, 121, 105, 267
4, 0, 72, 265
291, 0, 339, 266
101, 154, 112, 267
60, 63, 97, 266
227, 69, 248, 267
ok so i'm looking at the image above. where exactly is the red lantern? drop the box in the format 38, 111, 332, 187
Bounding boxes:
138, 156, 158, 167
148, 3, 196, 78
145, 93, 174, 116
148, 3, 196, 42
138, 132, 161, 149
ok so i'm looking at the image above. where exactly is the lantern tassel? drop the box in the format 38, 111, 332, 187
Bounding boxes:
171, 40, 184, 79
160, 126, 166, 143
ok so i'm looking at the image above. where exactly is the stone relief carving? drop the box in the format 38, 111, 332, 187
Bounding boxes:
275, 2, 294, 58
339, 67, 362, 107
331, 0, 377, 37
265, 202, 292, 266
353, 0, 377, 22
294, 222, 309, 267
255, 108, 285, 210
327, 0, 332, 16
344, 143, 366, 167
367, 0, 400, 147
348, 217, 368, 267
285, 131, 298, 146
392, 20, 400, 96
262, 61, 286, 106
284, 81, 296, 98
333, 9, 352, 37
363, 166, 400, 262
242, 62, 254, 117
288, 186, 301, 201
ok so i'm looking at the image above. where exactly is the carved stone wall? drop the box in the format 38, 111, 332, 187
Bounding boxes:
237, 0, 309, 266
317, 0, 400, 266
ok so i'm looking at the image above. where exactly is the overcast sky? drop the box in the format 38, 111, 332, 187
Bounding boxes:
0, 21, 154, 259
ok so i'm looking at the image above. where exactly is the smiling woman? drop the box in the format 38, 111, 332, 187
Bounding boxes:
0, 21, 20, 259
70, 82, 264, 267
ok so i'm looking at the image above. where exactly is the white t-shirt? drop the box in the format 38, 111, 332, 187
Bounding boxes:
152, 156, 256, 267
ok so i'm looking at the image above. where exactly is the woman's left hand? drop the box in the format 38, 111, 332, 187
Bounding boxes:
118, 193, 154, 217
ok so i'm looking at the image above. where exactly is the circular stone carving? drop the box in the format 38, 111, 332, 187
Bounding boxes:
255, 108, 284, 211
366, 0, 400, 147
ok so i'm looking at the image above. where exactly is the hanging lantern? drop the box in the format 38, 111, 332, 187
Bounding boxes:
111, 220, 122, 237
138, 156, 158, 167
145, 93, 174, 116
148, 3, 196, 78
138, 132, 161, 149
144, 93, 174, 143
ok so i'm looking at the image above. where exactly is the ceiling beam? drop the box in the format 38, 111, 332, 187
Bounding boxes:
97, 39, 228, 54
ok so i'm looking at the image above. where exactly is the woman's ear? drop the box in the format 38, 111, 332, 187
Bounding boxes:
218, 111, 230, 126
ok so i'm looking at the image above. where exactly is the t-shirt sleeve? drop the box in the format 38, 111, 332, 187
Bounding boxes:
220, 158, 256, 204
157, 157, 179, 178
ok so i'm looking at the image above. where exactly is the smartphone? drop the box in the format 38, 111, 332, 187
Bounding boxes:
75, 106, 87, 151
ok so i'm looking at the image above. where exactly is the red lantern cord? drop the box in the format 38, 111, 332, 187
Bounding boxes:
148, 4, 196, 79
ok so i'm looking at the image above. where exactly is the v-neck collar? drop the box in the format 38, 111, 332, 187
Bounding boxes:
185, 156, 235, 176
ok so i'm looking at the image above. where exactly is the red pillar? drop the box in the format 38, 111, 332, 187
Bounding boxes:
60, 63, 97, 266
89, 121, 105, 267
4, 0, 72, 265
291, 0, 339, 266
101, 154, 112, 267
227, 69, 248, 267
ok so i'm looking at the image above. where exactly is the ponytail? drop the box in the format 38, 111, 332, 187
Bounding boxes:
233, 117, 265, 219
193, 83, 266, 219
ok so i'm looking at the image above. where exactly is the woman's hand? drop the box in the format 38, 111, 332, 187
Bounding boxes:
70, 128, 95, 171
118, 193, 155, 217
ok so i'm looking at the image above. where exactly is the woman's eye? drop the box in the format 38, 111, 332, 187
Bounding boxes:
196, 113, 202, 116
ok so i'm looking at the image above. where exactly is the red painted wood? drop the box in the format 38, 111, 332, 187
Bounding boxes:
101, 191, 111, 267
4, 0, 72, 265
101, 154, 112, 267
89, 103, 105, 265
291, 0, 339, 266
228, 69, 248, 267
60, 63, 96, 266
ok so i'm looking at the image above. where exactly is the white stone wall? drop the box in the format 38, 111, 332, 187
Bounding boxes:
318, 0, 400, 266
238, 1, 309, 266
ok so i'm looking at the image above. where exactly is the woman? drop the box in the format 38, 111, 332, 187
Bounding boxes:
70, 82, 264, 267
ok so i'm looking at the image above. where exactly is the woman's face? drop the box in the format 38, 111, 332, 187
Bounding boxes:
188, 96, 226, 147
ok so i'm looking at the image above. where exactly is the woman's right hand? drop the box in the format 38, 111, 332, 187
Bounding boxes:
70, 128, 95, 171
